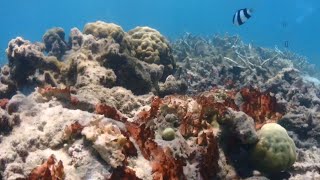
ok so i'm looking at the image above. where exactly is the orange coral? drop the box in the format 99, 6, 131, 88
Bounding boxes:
63, 121, 84, 140
28, 154, 64, 180
38, 86, 71, 101
0, 98, 9, 109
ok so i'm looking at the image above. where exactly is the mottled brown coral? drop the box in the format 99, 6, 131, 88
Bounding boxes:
28, 154, 65, 180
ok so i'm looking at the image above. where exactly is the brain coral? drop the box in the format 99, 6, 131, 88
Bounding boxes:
127, 26, 174, 65
83, 21, 125, 44
251, 123, 296, 173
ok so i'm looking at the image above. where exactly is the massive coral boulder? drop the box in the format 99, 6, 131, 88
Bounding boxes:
128, 26, 176, 80
42, 27, 69, 59
83, 21, 130, 53
84, 21, 125, 42
103, 53, 164, 94
251, 123, 296, 173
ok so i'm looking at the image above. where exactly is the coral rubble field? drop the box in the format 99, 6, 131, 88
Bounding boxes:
0, 21, 320, 180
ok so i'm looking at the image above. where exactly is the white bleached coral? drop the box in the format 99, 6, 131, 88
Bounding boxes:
81, 119, 127, 168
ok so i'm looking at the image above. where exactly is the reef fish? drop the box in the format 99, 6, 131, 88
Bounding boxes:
233, 8, 253, 26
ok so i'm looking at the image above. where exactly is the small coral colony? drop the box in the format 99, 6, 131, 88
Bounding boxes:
0, 21, 319, 179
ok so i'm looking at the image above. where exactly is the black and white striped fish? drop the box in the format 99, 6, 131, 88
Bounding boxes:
233, 8, 253, 26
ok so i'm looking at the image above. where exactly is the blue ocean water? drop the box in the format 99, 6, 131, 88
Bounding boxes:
0, 0, 319, 66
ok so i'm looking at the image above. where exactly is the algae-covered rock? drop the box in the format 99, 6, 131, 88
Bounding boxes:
42, 27, 69, 59
251, 123, 296, 173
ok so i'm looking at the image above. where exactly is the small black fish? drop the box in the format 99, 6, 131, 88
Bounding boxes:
233, 8, 253, 26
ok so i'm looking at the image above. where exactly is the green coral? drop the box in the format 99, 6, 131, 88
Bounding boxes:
251, 123, 296, 173
161, 127, 175, 141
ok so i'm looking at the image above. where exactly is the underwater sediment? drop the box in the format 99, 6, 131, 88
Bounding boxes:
0, 21, 319, 180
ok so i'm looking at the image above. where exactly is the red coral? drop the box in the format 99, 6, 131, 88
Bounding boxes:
95, 103, 127, 122
109, 166, 142, 180
126, 95, 220, 180
240, 87, 284, 129
198, 131, 220, 179
70, 96, 79, 106
126, 121, 186, 180
28, 154, 64, 180
63, 121, 84, 140
38, 86, 71, 101
197, 89, 238, 119
0, 98, 9, 109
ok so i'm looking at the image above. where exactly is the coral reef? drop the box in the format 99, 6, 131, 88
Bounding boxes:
0, 22, 319, 179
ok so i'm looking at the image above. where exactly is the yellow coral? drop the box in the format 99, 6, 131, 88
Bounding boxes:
83, 21, 125, 43
82, 120, 127, 168
128, 26, 172, 65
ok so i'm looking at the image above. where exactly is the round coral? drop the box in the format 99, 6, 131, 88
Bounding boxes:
83, 21, 125, 43
251, 123, 296, 173
161, 127, 175, 141
128, 26, 175, 65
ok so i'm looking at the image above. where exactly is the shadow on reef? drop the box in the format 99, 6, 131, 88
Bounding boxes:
0, 21, 320, 179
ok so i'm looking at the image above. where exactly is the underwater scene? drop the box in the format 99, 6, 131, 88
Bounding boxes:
0, 0, 320, 179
